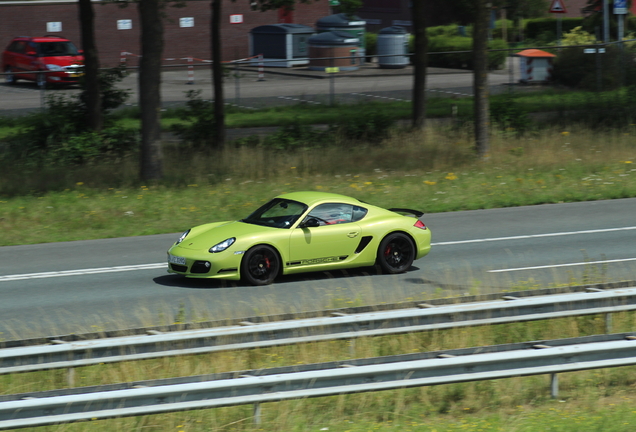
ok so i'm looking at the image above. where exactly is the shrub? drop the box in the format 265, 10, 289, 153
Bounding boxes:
0, 67, 134, 166
525, 17, 583, 43
426, 36, 508, 70
170, 90, 218, 148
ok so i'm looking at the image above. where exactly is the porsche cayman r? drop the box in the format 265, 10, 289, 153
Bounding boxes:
167, 191, 431, 285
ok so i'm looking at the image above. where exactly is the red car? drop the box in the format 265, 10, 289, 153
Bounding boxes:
2, 36, 84, 86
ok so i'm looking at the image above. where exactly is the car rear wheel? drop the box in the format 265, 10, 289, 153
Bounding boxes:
4, 67, 16, 85
377, 233, 415, 274
241, 245, 280, 286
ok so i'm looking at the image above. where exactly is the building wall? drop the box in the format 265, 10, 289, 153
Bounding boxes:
0, 0, 330, 66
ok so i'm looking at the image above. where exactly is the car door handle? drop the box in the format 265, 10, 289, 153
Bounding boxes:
347, 231, 359, 238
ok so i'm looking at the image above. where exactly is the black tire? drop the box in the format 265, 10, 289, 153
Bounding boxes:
5, 67, 16, 85
377, 233, 415, 274
241, 245, 280, 286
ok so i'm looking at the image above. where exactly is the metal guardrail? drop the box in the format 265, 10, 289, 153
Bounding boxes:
1, 333, 635, 430
1, 286, 636, 375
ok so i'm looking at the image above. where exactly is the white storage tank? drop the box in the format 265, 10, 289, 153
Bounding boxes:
377, 26, 409, 69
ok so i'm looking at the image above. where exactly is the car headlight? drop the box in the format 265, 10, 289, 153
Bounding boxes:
209, 237, 235, 253
175, 229, 190, 245
45, 64, 64, 71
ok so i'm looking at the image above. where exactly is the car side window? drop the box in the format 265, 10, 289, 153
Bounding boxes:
9, 41, 26, 54
306, 203, 367, 226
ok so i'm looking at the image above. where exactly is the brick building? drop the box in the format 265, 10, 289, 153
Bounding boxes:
0, 0, 331, 67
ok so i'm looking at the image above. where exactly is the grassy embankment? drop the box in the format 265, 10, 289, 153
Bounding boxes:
1, 101, 635, 245
3, 310, 636, 432
1, 90, 636, 431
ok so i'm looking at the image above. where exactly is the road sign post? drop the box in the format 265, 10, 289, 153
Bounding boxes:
549, 0, 567, 45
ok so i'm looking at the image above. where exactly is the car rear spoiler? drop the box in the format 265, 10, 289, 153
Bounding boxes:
388, 208, 424, 218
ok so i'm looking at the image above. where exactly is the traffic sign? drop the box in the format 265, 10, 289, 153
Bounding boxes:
614, 0, 627, 14
549, 0, 567, 13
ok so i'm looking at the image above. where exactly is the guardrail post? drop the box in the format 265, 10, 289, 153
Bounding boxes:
253, 402, 261, 425
605, 313, 612, 333
67, 367, 75, 388
550, 373, 558, 398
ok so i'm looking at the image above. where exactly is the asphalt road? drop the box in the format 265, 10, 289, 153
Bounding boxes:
1, 198, 635, 341
0, 62, 521, 114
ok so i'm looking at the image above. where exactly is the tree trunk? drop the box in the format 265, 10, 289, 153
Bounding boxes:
473, 0, 490, 158
138, 0, 164, 181
411, 0, 428, 130
78, 0, 102, 132
211, 0, 226, 148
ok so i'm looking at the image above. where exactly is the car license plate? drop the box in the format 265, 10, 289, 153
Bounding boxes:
168, 254, 186, 266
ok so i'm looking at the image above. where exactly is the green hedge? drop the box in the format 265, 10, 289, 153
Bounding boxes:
424, 36, 508, 70
525, 17, 584, 42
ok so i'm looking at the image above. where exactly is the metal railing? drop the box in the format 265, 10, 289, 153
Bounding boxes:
1, 332, 635, 429
2, 286, 635, 376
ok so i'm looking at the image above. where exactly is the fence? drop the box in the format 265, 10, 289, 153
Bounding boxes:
2, 41, 634, 116
1, 332, 635, 429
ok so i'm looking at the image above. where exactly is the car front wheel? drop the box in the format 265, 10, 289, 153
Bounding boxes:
377, 233, 415, 274
241, 245, 280, 286
4, 67, 16, 85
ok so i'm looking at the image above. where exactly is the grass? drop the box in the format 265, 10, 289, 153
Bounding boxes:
2, 94, 636, 430
1, 123, 635, 246
3, 311, 636, 431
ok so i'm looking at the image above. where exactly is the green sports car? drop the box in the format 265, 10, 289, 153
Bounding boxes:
167, 191, 431, 285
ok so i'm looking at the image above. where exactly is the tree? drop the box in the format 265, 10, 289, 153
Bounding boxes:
138, 0, 164, 181
411, 0, 428, 130
209, 0, 316, 149
211, 0, 225, 149
473, 0, 490, 158
78, 0, 102, 132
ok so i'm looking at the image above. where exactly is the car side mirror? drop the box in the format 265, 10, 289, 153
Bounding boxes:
300, 217, 320, 228
26, 50, 37, 56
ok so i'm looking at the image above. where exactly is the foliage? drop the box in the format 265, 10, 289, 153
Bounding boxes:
490, 93, 531, 135
0, 67, 135, 166
333, 0, 362, 18
552, 44, 636, 90
170, 90, 219, 148
560, 26, 596, 45
261, 121, 328, 150
330, 110, 394, 143
365, 32, 377, 56
524, 17, 584, 43
425, 36, 508, 69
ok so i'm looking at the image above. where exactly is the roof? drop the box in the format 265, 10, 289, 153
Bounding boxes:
515, 49, 556, 58
277, 191, 361, 206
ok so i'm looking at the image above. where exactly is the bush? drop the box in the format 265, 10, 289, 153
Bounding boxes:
170, 90, 218, 148
426, 36, 508, 70
331, 110, 393, 143
0, 67, 134, 166
525, 18, 583, 43
552, 45, 636, 90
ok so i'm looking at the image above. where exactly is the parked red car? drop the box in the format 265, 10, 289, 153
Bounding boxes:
2, 36, 84, 86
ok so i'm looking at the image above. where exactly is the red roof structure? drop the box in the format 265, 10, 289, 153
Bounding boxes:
515, 49, 556, 58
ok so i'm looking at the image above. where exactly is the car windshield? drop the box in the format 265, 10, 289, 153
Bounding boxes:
242, 198, 308, 229
37, 41, 80, 57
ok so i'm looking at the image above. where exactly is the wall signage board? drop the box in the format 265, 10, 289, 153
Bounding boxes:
46, 22, 62, 32
117, 20, 133, 30
180, 17, 194, 28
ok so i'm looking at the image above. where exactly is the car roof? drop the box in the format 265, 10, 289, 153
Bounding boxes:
12, 36, 71, 43
276, 191, 364, 207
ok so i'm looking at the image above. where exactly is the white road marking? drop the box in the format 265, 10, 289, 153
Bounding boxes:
0, 263, 166, 282
489, 257, 636, 273
2, 226, 635, 282
431, 226, 636, 246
